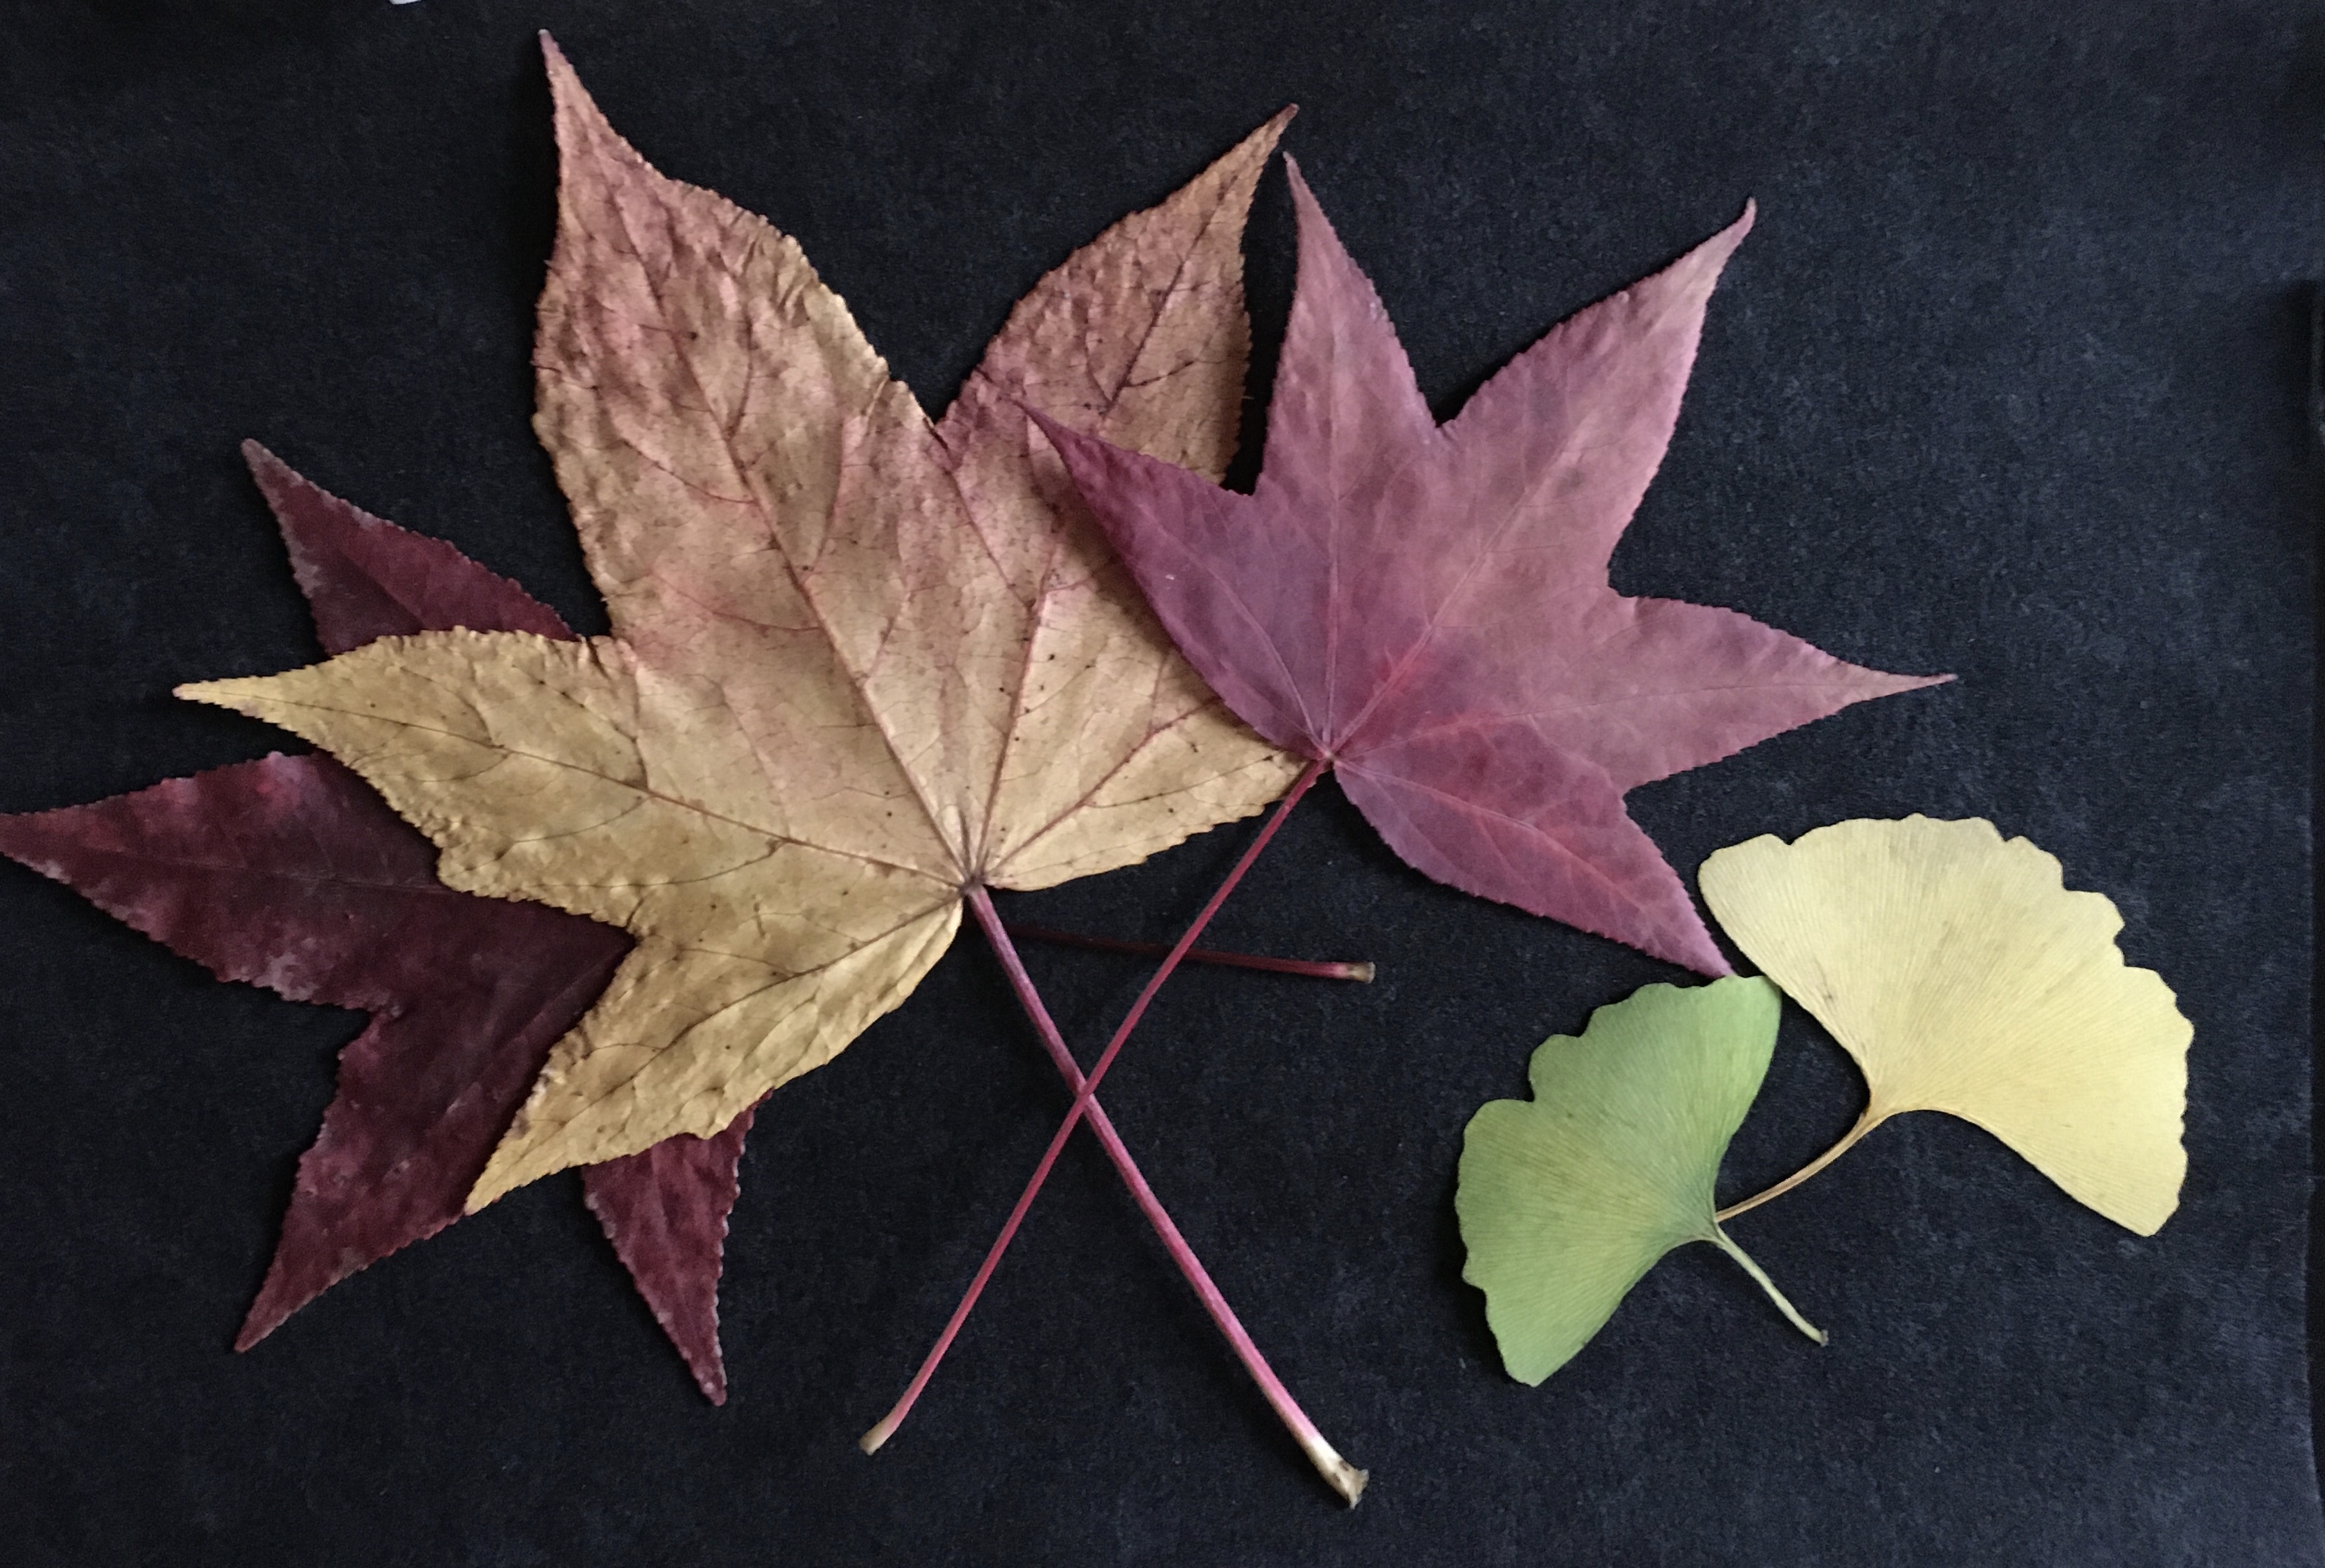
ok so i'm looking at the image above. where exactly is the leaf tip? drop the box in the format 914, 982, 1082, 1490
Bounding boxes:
1220, 105, 1296, 180
1692, 199, 1755, 273
464, 1146, 534, 1214
1662, 921, 1735, 978
1226, 105, 1295, 161
461, 1174, 509, 1216
239, 440, 311, 522
1279, 152, 1336, 238
537, 33, 581, 105
538, 31, 595, 126
172, 678, 233, 708
1281, 150, 1312, 202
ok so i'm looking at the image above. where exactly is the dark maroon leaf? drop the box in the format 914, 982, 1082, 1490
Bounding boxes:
0, 755, 631, 1347
582, 1103, 759, 1405
247, 440, 575, 653
0, 449, 755, 1400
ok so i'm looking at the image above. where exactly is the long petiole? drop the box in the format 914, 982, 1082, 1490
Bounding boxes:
1006, 924, 1373, 982
1709, 1227, 1827, 1344
858, 886, 1364, 1501
863, 760, 1366, 1502
1714, 1106, 1886, 1222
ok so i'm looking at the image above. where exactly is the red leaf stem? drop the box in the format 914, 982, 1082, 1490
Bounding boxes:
866, 887, 1362, 1497
1004, 924, 1373, 982
862, 761, 1366, 1504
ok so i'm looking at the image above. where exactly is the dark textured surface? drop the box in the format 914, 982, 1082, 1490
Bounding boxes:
0, 2, 2313, 1563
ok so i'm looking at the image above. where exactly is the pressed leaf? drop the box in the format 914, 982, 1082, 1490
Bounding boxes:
1699, 816, 2191, 1234
0, 446, 759, 1400
257, 437, 574, 653
583, 1104, 756, 1401
183, 41, 1300, 1208
1457, 977, 1822, 1386
1037, 164, 1948, 975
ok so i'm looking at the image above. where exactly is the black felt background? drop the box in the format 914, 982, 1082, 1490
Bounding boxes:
0, 2, 2315, 1563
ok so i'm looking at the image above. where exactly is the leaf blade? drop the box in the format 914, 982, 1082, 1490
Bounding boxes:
1456, 977, 1784, 1385
186, 51, 1299, 1194
1044, 168, 1946, 973
1699, 815, 2191, 1234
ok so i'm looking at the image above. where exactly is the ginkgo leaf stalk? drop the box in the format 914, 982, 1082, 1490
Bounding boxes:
864, 760, 1367, 1504
1708, 1227, 1827, 1343
1715, 1107, 1884, 1222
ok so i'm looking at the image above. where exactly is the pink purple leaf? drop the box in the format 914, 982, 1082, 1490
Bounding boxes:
1039, 165, 1948, 973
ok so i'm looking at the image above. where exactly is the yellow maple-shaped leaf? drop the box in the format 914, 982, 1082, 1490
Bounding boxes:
183, 40, 1299, 1209
1699, 816, 2189, 1234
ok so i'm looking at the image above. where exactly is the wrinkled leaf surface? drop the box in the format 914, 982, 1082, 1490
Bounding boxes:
1040, 165, 1947, 973
1700, 815, 2189, 1234
184, 43, 1299, 1205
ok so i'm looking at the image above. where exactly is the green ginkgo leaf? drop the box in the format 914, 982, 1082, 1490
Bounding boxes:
1457, 977, 1825, 1385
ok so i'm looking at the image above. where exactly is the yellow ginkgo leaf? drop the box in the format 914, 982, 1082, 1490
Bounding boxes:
1698, 816, 2189, 1235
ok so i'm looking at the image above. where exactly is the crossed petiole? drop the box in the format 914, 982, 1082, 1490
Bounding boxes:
860, 759, 1371, 1505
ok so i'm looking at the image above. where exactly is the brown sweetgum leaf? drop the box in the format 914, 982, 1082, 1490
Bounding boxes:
184, 39, 1300, 1209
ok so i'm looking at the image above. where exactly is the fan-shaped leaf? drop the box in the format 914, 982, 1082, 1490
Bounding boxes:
1699, 816, 2190, 1234
1458, 977, 1823, 1385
